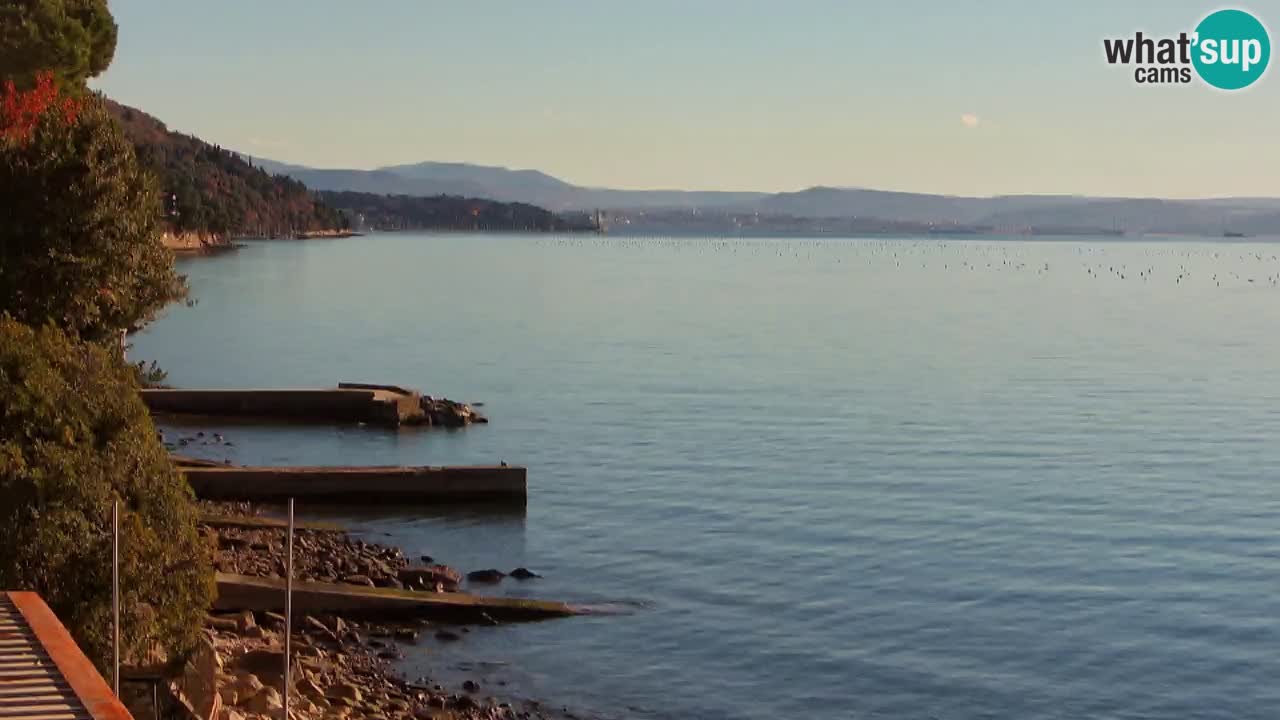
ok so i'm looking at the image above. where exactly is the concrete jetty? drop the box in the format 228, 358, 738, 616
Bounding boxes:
141, 384, 425, 427
170, 454, 225, 468
182, 465, 526, 503
213, 573, 576, 621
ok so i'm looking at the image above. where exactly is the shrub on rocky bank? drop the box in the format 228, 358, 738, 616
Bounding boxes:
0, 318, 213, 673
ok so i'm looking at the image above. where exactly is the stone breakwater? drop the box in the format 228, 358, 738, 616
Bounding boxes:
186, 503, 563, 720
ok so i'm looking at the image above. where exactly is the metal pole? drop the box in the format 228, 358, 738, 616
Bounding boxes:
112, 500, 120, 696
283, 498, 294, 720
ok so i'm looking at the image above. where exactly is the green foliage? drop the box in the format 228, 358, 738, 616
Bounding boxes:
320, 190, 585, 232
131, 358, 169, 389
0, 0, 118, 88
0, 94, 186, 343
108, 101, 349, 236
0, 318, 213, 672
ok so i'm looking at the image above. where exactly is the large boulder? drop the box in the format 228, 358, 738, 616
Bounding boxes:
398, 564, 462, 591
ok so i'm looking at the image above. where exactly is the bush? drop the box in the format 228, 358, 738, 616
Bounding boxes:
0, 80, 185, 344
0, 318, 212, 672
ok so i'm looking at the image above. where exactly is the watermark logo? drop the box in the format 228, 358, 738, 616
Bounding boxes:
1103, 8, 1270, 90
1193, 9, 1270, 88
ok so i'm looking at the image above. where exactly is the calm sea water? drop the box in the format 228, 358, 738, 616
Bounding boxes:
135, 233, 1280, 720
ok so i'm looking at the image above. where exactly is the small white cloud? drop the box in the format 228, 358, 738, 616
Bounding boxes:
960, 113, 980, 128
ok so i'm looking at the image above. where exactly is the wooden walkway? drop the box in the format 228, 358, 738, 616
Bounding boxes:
0, 592, 132, 720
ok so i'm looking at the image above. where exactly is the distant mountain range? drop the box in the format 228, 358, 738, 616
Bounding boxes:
250, 157, 764, 214
105, 103, 588, 238
249, 157, 1280, 236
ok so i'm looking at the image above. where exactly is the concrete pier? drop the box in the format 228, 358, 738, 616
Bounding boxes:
141, 384, 424, 427
182, 465, 526, 503
213, 573, 576, 621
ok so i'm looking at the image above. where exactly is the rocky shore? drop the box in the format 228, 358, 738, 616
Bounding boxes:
416, 397, 488, 428
201, 608, 544, 720
294, 229, 364, 239
162, 230, 238, 254
187, 502, 556, 720
161, 229, 363, 256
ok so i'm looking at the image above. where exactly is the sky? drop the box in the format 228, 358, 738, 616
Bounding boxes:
95, 0, 1279, 198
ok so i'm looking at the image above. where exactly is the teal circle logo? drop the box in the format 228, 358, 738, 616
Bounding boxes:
1192, 9, 1270, 90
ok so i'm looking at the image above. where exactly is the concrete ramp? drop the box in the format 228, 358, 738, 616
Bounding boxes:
182, 465, 526, 503
141, 386, 423, 427
213, 574, 576, 621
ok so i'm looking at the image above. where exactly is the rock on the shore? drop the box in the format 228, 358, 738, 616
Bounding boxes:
244, 686, 283, 715
398, 564, 462, 591
205, 615, 238, 632
304, 615, 335, 639
327, 682, 363, 705
232, 672, 264, 699
204, 517, 456, 592
297, 677, 326, 701
236, 648, 286, 683
466, 569, 505, 583
417, 396, 489, 427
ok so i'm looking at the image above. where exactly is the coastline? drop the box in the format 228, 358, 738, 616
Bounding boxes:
294, 229, 365, 239
162, 229, 365, 255
162, 230, 240, 255
189, 499, 576, 720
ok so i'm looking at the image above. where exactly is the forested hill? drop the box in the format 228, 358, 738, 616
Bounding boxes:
318, 190, 597, 233
106, 100, 347, 237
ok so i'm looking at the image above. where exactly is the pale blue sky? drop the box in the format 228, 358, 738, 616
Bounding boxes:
94, 1, 1278, 197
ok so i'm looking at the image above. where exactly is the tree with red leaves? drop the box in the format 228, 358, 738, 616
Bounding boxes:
0, 2, 209, 681
1, 71, 80, 144
0, 74, 184, 343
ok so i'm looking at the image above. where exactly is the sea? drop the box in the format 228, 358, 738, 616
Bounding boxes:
134, 232, 1280, 720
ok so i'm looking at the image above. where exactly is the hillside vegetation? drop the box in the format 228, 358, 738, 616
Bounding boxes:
261, 158, 1280, 236
319, 190, 596, 233
107, 100, 346, 237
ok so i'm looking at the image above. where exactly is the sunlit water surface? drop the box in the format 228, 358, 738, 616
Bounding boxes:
135, 233, 1280, 720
